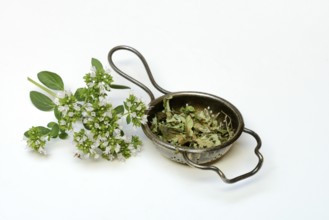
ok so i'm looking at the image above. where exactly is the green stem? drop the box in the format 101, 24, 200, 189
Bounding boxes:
27, 77, 57, 97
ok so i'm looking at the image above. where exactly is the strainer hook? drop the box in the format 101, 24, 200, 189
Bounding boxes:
108, 45, 169, 101
182, 128, 264, 183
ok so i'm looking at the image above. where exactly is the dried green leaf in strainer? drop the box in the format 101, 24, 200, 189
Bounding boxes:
150, 96, 235, 149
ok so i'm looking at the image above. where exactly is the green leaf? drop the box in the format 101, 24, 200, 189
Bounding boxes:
91, 58, 103, 72
47, 122, 59, 138
109, 84, 130, 89
59, 132, 68, 139
126, 115, 131, 124
37, 71, 64, 91
36, 126, 51, 135
54, 106, 61, 120
83, 123, 91, 130
74, 88, 87, 101
24, 126, 50, 138
47, 122, 57, 128
114, 105, 124, 115
123, 102, 128, 110
30, 91, 55, 111
24, 130, 30, 138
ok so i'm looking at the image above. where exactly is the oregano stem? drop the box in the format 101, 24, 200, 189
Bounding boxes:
27, 77, 57, 97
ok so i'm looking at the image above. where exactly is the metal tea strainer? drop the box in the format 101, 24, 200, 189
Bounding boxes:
108, 45, 263, 184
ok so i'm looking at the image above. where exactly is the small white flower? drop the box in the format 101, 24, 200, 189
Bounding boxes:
126, 136, 132, 142
106, 110, 113, 118
94, 123, 100, 129
73, 103, 81, 111
60, 120, 66, 126
135, 96, 142, 103
85, 106, 94, 112
115, 144, 120, 153
90, 66, 96, 75
38, 148, 47, 155
54, 98, 60, 105
99, 84, 106, 94
136, 105, 142, 111
68, 112, 74, 117
88, 82, 94, 87
128, 144, 135, 151
91, 112, 96, 117
58, 105, 69, 114
126, 102, 132, 108
114, 129, 120, 136
141, 115, 148, 124
130, 112, 137, 118
117, 153, 126, 162
108, 154, 115, 161
104, 147, 111, 154
57, 91, 66, 99
26, 140, 32, 148
85, 103, 93, 108
99, 96, 107, 106
130, 149, 137, 156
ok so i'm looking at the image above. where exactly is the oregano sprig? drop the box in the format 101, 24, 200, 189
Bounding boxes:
24, 58, 147, 161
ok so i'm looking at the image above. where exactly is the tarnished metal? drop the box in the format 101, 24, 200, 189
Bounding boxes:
108, 45, 263, 183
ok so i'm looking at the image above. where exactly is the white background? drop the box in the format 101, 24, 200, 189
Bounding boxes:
1, 0, 329, 219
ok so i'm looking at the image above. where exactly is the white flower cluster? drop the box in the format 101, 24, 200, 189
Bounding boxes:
25, 58, 146, 162
71, 65, 145, 160
24, 127, 47, 155
54, 90, 82, 131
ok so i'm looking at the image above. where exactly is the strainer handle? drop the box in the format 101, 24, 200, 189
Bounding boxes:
108, 45, 170, 101
182, 128, 264, 184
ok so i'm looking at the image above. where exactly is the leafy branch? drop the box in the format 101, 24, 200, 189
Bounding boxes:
24, 58, 147, 161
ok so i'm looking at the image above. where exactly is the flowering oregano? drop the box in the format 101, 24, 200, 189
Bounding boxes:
24, 58, 147, 161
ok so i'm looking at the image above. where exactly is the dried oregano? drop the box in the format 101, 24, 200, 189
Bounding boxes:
151, 96, 234, 148
24, 58, 147, 161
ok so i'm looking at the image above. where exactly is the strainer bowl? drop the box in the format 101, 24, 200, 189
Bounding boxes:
108, 45, 263, 184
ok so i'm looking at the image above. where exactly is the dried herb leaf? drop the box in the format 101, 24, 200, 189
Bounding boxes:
151, 98, 234, 149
